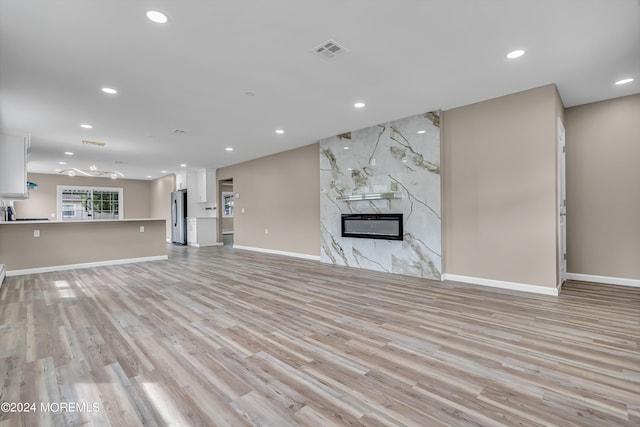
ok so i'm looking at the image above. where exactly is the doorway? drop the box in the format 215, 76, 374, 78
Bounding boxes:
219, 179, 234, 246
557, 118, 567, 287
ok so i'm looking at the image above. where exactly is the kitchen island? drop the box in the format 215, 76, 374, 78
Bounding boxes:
0, 218, 167, 275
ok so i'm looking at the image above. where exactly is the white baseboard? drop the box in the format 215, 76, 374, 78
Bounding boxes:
6, 255, 169, 277
188, 242, 224, 248
567, 273, 640, 288
0, 264, 5, 289
233, 245, 320, 261
442, 273, 560, 296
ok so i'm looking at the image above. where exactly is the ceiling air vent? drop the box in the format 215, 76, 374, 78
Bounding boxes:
172, 129, 186, 134
81, 140, 105, 147
312, 39, 349, 60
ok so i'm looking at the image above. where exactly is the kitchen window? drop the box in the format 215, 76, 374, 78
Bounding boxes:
57, 186, 123, 221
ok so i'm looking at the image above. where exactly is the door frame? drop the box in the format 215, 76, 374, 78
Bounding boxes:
557, 117, 567, 288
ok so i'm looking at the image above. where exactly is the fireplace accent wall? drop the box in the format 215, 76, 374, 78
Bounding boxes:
341, 214, 403, 240
319, 111, 441, 279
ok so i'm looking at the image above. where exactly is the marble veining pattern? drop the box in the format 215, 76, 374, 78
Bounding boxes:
320, 112, 441, 279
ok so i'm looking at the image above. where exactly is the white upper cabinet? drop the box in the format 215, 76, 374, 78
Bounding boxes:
196, 168, 216, 203
0, 133, 29, 199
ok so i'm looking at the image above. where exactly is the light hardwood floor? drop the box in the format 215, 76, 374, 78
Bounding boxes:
1, 245, 639, 426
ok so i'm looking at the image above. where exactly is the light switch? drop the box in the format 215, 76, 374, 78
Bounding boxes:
139, 226, 145, 232
241, 207, 245, 214
34, 229, 40, 238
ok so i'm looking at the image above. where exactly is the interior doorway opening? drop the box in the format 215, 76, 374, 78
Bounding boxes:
219, 178, 234, 246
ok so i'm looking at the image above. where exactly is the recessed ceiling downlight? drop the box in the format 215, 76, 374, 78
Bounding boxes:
275, 129, 284, 134
354, 102, 365, 108
225, 147, 233, 151
615, 78, 634, 85
417, 130, 426, 134
101, 87, 117, 94
146, 10, 168, 24
506, 49, 525, 59
80, 124, 93, 129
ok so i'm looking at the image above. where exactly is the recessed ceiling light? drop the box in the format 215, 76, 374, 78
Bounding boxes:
161, 170, 167, 174
54, 168, 61, 172
275, 129, 284, 134
58, 161, 67, 165
101, 87, 117, 94
506, 49, 525, 59
225, 147, 233, 151
80, 124, 93, 129
417, 130, 426, 134
147, 175, 153, 178
615, 78, 634, 85
354, 102, 365, 108
180, 164, 187, 167
64, 152, 74, 156
146, 10, 168, 24
344, 146, 350, 150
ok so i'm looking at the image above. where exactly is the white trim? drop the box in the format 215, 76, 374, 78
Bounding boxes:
442, 273, 560, 296
6, 255, 168, 277
233, 245, 321, 261
188, 242, 224, 248
567, 273, 640, 288
0, 264, 5, 289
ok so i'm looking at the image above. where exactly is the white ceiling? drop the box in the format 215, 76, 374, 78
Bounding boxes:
1, 0, 639, 180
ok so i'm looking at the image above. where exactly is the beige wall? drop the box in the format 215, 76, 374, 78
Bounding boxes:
442, 85, 559, 287
15, 173, 151, 219
217, 143, 320, 256
0, 220, 166, 271
150, 174, 175, 239
565, 93, 640, 280
221, 217, 233, 232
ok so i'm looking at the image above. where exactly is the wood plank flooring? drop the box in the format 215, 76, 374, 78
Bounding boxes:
1, 244, 639, 426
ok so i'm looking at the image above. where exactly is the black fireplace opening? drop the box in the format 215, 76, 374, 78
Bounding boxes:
341, 213, 403, 240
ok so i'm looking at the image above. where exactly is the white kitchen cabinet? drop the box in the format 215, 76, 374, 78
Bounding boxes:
195, 168, 216, 203
186, 218, 197, 244
186, 217, 219, 247
0, 133, 29, 199
175, 171, 187, 190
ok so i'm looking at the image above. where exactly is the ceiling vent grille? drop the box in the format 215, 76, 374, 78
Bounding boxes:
81, 139, 105, 147
172, 129, 186, 134
312, 39, 349, 60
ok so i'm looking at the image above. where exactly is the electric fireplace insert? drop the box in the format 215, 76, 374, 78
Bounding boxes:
341, 213, 403, 240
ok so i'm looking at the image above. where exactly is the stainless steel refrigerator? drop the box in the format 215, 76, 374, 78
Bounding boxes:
171, 190, 187, 244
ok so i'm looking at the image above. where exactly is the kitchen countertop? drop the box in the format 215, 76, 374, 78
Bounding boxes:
0, 218, 165, 225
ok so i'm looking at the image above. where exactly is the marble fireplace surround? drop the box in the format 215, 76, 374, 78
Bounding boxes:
319, 111, 441, 280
